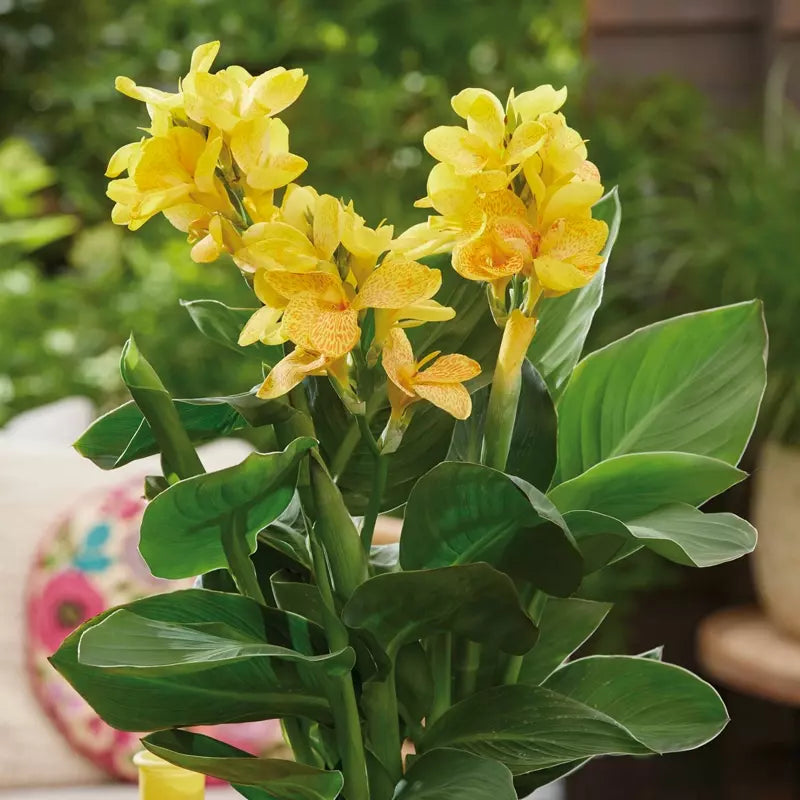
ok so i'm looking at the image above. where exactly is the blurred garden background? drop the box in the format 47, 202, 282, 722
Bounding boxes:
2, 0, 800, 798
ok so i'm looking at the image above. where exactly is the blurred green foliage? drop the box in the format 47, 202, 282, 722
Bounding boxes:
0, 0, 582, 424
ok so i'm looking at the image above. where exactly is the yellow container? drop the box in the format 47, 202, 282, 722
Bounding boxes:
133, 750, 206, 800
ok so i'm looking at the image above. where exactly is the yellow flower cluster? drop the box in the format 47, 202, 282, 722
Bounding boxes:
106, 42, 478, 421
396, 85, 609, 312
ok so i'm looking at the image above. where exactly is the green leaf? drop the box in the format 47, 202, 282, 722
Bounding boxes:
554, 300, 767, 483
513, 760, 588, 796
144, 730, 342, 800
181, 298, 283, 364
79, 609, 353, 676
544, 655, 728, 753
401, 462, 582, 597
421, 684, 650, 773
625, 503, 757, 567
342, 563, 538, 657
74, 391, 301, 470
140, 438, 315, 579
518, 597, 612, 686
120, 335, 204, 479
395, 643, 434, 728
449, 360, 557, 491
50, 589, 344, 729
561, 503, 756, 570
528, 187, 621, 398
394, 749, 516, 800
271, 571, 325, 626
547, 452, 746, 521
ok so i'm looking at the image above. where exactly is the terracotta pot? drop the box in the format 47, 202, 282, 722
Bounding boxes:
751, 440, 800, 638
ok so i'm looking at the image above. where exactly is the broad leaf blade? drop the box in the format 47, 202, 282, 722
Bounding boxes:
401, 462, 582, 597
518, 597, 612, 686
547, 452, 746, 521
144, 729, 342, 800
544, 655, 728, 753
140, 438, 315, 579
528, 187, 621, 398
421, 684, 651, 774
554, 300, 767, 483
394, 748, 516, 800
342, 563, 538, 656
50, 589, 341, 729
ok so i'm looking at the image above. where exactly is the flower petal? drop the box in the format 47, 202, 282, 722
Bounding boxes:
452, 233, 524, 282
533, 254, 599, 294
540, 181, 604, 228
282, 296, 359, 357
266, 270, 345, 303
540, 218, 609, 262
257, 349, 329, 399
512, 85, 568, 121
413, 381, 472, 419
105, 141, 142, 178
423, 126, 490, 175
238, 305, 285, 346
190, 41, 221, 73
313, 194, 342, 261
354, 258, 441, 310
381, 327, 416, 396
506, 120, 547, 164
417, 354, 481, 384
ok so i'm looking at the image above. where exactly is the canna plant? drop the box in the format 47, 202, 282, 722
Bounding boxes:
53, 42, 767, 799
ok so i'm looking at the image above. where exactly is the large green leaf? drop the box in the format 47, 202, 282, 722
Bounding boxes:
74, 391, 301, 470
140, 438, 315, 579
310, 261, 501, 514
547, 452, 745, 521
181, 298, 283, 364
449, 359, 557, 491
78, 609, 352, 676
528, 187, 621, 399
144, 730, 342, 800
51, 589, 343, 729
342, 563, 537, 657
560, 510, 640, 573
554, 300, 767, 483
518, 597, 612, 686
544, 656, 728, 753
421, 684, 650, 774
394, 749, 516, 800
401, 462, 582, 597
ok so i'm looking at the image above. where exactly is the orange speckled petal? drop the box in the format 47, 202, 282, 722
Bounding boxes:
540, 218, 609, 261
256, 349, 329, 399
452, 235, 524, 282
381, 327, 416, 396
282, 295, 359, 357
238, 305, 285, 346
413, 381, 473, 420
266, 270, 345, 303
354, 258, 441, 310
417, 353, 481, 384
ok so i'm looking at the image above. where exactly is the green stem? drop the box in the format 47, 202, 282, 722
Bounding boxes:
282, 718, 324, 768
501, 590, 547, 685
428, 633, 452, 724
330, 419, 362, 480
360, 455, 388, 552
456, 641, 482, 700
220, 510, 265, 604
362, 667, 403, 783
308, 528, 370, 800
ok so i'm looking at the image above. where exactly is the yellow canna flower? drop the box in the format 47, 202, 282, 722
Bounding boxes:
255, 347, 339, 399
381, 327, 480, 420
106, 127, 234, 231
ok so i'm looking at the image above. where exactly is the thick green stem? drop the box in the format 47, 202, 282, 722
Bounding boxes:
220, 510, 265, 604
362, 667, 403, 783
282, 718, 324, 768
429, 633, 452, 724
501, 589, 547, 685
456, 641, 482, 701
308, 529, 370, 800
459, 311, 539, 697
360, 455, 388, 552
480, 310, 537, 471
